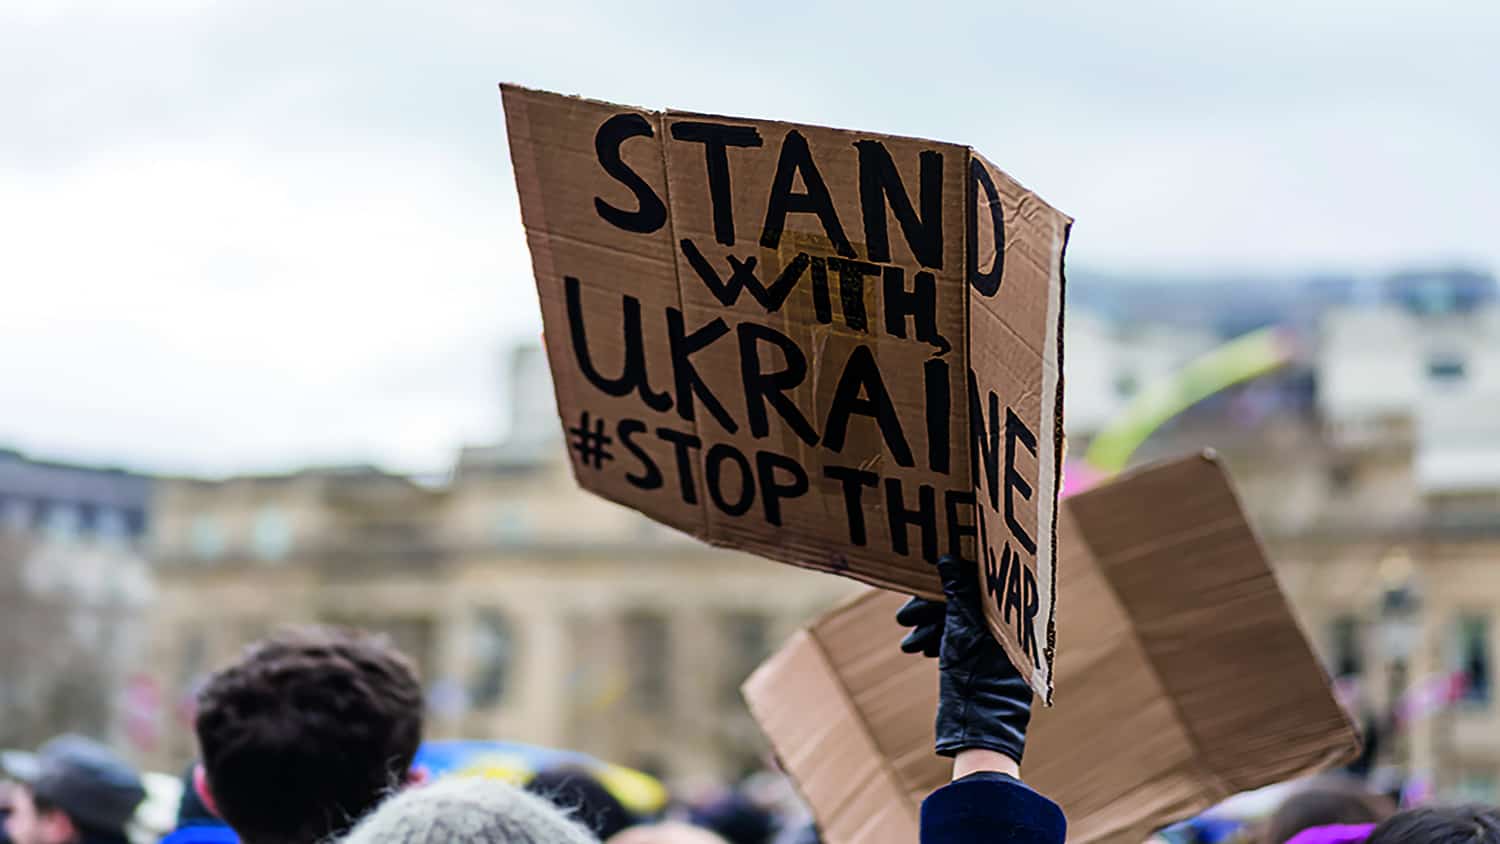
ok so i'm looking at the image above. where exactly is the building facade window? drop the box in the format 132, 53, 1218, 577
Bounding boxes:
1326, 463, 1356, 496
1455, 768, 1499, 804
1, 497, 32, 533
624, 613, 671, 713
1327, 615, 1363, 679
123, 508, 147, 539
44, 502, 81, 543
178, 628, 208, 695
76, 502, 98, 535
1426, 355, 1467, 383
491, 504, 530, 543
722, 613, 771, 704
469, 610, 515, 708
189, 516, 226, 561
251, 507, 293, 562
1455, 615, 1492, 705
94, 507, 128, 545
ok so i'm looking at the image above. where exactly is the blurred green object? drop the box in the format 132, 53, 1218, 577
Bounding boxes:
1084, 326, 1294, 475
413, 740, 668, 816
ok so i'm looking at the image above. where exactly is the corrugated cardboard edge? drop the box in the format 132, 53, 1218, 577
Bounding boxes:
1043, 218, 1070, 702
1025, 202, 1066, 702
743, 622, 921, 844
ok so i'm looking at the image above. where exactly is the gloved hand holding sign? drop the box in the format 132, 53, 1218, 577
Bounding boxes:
896, 555, 1033, 766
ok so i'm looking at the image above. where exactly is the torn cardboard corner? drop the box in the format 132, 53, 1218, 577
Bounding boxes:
501, 84, 1068, 699
742, 453, 1360, 844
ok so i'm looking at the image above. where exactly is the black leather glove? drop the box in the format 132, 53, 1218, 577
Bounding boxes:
896, 594, 945, 658
895, 555, 1033, 763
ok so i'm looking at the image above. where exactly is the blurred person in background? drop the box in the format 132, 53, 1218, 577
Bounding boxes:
609, 823, 731, 844
339, 775, 595, 844
527, 766, 636, 841
158, 762, 236, 844
2, 780, 17, 844
1265, 779, 1394, 844
686, 791, 775, 844
0, 736, 145, 844
1365, 806, 1500, 844
192, 628, 425, 844
772, 823, 817, 844
1154, 814, 1246, 844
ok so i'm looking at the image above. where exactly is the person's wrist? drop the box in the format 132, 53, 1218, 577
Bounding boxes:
952, 748, 1019, 781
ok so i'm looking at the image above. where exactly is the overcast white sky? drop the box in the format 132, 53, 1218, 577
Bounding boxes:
1, 0, 1496, 476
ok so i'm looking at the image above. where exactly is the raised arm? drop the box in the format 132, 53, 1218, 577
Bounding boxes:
896, 556, 1066, 844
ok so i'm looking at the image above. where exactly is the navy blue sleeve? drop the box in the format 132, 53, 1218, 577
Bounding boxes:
920, 772, 1066, 844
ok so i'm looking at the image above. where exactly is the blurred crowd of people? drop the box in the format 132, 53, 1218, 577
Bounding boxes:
0, 626, 822, 844
3, 556, 1498, 844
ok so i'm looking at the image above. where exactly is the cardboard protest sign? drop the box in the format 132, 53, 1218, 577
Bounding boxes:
742, 454, 1360, 844
502, 85, 1068, 698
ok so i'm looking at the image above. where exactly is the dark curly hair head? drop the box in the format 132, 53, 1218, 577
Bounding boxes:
194, 627, 424, 844
1266, 778, 1393, 844
1367, 806, 1500, 844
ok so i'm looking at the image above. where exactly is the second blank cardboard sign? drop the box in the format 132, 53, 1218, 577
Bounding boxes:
742, 453, 1359, 844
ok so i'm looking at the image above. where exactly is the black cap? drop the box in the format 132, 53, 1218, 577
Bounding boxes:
1, 735, 145, 835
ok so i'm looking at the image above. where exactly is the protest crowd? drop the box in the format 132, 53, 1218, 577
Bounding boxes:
2, 551, 1495, 844
5, 47, 1497, 844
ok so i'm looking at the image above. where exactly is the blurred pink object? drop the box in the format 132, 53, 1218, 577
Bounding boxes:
1284, 823, 1375, 844
1060, 459, 1105, 498
1395, 671, 1469, 727
1401, 774, 1435, 808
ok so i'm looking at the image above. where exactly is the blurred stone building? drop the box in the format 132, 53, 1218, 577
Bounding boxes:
1283, 285, 1500, 803
140, 268, 1500, 798
139, 346, 858, 781
1074, 268, 1500, 803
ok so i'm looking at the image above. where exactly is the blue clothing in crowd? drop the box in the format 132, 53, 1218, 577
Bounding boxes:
159, 823, 239, 844
921, 772, 1066, 844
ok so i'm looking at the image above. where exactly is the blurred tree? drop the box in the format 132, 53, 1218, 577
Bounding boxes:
0, 535, 114, 748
